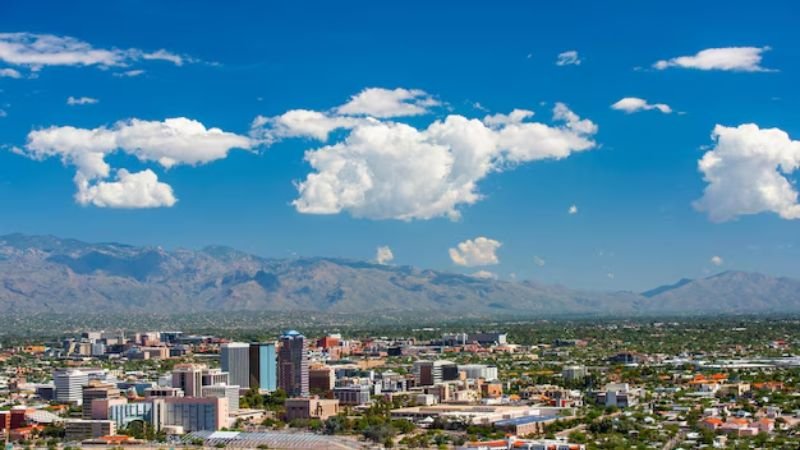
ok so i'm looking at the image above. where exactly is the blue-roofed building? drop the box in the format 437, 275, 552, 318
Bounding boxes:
278, 330, 309, 397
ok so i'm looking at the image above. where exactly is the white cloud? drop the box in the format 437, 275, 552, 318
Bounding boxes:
251, 109, 370, 143
375, 245, 394, 264
482, 109, 534, 128
141, 49, 185, 66
113, 69, 145, 78
66, 96, 98, 106
533, 255, 546, 267
22, 117, 251, 208
556, 50, 581, 66
710, 255, 724, 266
260, 98, 597, 220
693, 124, 800, 222
611, 97, 672, 114
0, 32, 193, 73
568, 204, 578, 214
449, 237, 501, 267
0, 109, 7, 118
0, 68, 21, 78
336, 87, 439, 118
76, 169, 176, 208
471, 270, 497, 280
653, 46, 772, 72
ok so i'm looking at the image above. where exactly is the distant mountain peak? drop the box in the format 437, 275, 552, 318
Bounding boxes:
0, 234, 797, 317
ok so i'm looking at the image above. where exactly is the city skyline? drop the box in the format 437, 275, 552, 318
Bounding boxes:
0, 2, 799, 291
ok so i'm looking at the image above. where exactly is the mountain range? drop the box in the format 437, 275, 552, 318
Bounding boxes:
0, 233, 798, 317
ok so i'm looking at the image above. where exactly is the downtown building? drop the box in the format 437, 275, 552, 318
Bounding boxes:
220, 342, 251, 389
81, 380, 121, 418
278, 330, 309, 397
172, 364, 230, 397
249, 342, 277, 392
413, 360, 459, 386
100, 397, 228, 432
54, 369, 89, 405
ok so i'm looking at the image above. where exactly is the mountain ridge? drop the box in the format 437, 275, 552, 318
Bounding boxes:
0, 233, 798, 317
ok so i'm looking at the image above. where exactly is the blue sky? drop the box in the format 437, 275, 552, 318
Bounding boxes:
0, 1, 799, 291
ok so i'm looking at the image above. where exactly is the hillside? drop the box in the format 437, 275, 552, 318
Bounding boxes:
0, 234, 798, 317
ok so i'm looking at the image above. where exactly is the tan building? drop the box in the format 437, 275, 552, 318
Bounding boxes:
64, 419, 116, 441
481, 382, 503, 399
82, 381, 121, 419
285, 397, 340, 421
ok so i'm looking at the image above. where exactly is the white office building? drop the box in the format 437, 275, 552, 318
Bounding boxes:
54, 369, 89, 405
221, 343, 250, 389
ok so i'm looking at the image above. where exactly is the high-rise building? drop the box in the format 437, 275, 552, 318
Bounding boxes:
81, 380, 121, 418
54, 369, 89, 405
220, 342, 250, 389
172, 364, 204, 397
278, 330, 309, 397
249, 343, 277, 392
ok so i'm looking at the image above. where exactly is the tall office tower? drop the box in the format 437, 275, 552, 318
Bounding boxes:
278, 330, 309, 397
81, 380, 121, 418
171, 364, 205, 397
220, 343, 250, 389
249, 343, 277, 392
54, 369, 89, 404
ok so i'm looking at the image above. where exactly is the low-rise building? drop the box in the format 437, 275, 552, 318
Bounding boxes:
285, 397, 340, 421
64, 419, 116, 441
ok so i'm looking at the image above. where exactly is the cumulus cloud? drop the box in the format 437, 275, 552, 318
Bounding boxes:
653, 46, 772, 72
66, 96, 98, 106
21, 117, 251, 208
568, 204, 578, 214
556, 50, 581, 66
336, 87, 439, 118
0, 32, 195, 73
375, 245, 394, 264
482, 109, 534, 128
0, 68, 21, 78
251, 109, 370, 143
611, 97, 672, 114
449, 237, 501, 267
76, 169, 176, 208
710, 255, 724, 266
693, 124, 800, 222
252, 93, 597, 220
533, 255, 546, 267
